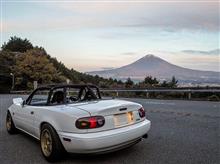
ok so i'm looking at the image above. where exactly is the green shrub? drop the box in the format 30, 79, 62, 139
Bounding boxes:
208, 95, 220, 101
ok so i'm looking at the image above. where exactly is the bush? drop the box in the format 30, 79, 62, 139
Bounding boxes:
208, 95, 220, 101
156, 95, 164, 99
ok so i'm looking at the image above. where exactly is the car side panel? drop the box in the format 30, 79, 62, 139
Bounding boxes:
18, 105, 36, 134
8, 104, 23, 129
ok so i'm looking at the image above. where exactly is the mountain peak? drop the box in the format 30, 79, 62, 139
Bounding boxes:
139, 54, 164, 63
143, 54, 161, 60
144, 54, 156, 58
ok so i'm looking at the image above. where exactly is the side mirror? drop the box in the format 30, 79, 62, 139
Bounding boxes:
13, 98, 24, 107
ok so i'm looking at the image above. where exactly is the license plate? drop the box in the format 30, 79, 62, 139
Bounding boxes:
114, 112, 134, 127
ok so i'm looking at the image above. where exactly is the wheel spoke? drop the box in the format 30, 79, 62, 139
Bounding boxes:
41, 129, 53, 157
6, 115, 12, 130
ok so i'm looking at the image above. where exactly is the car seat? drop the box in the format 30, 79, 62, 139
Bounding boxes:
51, 91, 64, 104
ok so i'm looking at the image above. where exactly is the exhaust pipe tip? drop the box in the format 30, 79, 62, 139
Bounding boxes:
142, 133, 148, 139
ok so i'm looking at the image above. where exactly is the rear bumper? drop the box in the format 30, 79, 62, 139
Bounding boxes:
58, 119, 151, 153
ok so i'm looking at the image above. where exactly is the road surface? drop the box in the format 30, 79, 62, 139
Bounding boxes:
0, 95, 219, 164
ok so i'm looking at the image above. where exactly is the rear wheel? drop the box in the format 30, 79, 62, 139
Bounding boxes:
40, 124, 65, 162
6, 111, 17, 134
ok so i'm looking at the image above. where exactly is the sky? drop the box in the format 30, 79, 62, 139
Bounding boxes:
1, 0, 220, 72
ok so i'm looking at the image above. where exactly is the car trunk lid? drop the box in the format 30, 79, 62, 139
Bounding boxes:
75, 99, 141, 116
75, 99, 145, 132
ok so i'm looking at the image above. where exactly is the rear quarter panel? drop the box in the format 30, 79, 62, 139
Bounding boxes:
31, 105, 90, 139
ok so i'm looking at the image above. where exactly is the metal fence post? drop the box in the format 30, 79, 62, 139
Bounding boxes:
188, 90, 191, 100
116, 91, 119, 97
33, 81, 38, 90
146, 92, 149, 99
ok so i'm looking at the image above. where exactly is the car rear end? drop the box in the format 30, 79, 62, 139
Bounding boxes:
58, 99, 151, 153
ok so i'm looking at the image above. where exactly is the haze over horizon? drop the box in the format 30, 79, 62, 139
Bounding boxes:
1, 0, 219, 72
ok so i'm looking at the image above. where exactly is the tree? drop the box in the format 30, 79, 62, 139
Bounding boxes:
125, 77, 134, 88
144, 76, 159, 86
13, 48, 66, 89
169, 76, 178, 88
161, 80, 169, 87
0, 51, 16, 74
160, 76, 178, 88
1, 36, 33, 52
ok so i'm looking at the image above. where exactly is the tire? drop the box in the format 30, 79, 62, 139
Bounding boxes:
6, 111, 18, 134
40, 124, 65, 162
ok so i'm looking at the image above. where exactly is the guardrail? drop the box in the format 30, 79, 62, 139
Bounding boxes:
10, 88, 220, 100
100, 89, 220, 100
10, 90, 30, 94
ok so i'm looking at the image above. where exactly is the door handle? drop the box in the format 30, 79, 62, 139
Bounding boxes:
30, 111, 34, 115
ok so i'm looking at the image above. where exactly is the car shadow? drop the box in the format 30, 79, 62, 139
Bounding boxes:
15, 130, 40, 143
4, 129, 147, 163
62, 145, 139, 163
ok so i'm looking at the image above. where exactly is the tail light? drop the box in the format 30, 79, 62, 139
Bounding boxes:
76, 116, 105, 129
138, 107, 146, 118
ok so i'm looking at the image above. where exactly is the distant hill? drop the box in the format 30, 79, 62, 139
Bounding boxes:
0, 36, 115, 90
0, 49, 112, 90
88, 55, 220, 84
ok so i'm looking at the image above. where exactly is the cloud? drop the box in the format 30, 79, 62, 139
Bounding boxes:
3, 17, 101, 32
151, 49, 220, 72
100, 67, 115, 70
50, 2, 219, 32
121, 52, 137, 56
4, 2, 218, 33
182, 49, 220, 55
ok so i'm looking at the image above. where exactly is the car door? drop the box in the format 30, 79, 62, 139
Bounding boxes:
19, 88, 50, 136
17, 104, 35, 135
12, 99, 25, 129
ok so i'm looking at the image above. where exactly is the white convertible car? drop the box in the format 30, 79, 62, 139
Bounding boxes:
6, 84, 151, 162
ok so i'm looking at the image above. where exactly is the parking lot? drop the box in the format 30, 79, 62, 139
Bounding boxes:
0, 94, 219, 164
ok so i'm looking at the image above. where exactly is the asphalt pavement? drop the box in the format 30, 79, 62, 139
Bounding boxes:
0, 94, 219, 164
